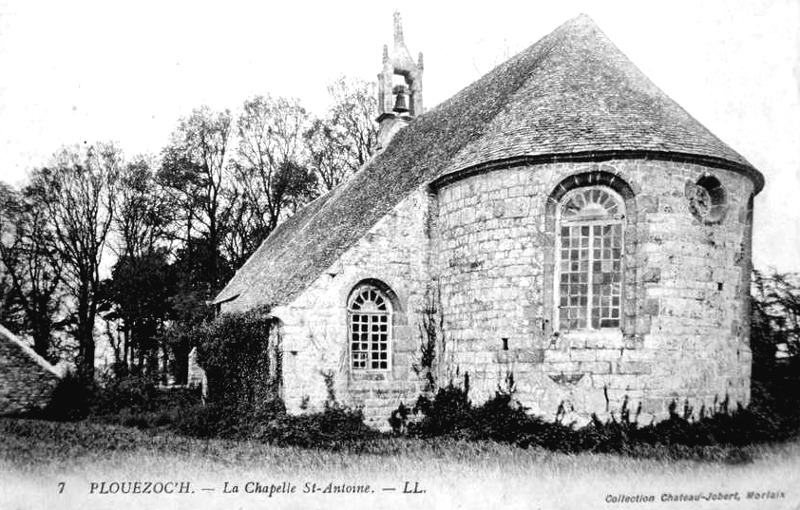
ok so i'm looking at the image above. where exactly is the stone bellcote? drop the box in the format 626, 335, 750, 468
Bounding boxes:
376, 12, 424, 150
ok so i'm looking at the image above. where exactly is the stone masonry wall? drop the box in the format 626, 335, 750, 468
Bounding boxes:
0, 325, 61, 415
223, 189, 436, 429
436, 159, 754, 424
221, 158, 755, 429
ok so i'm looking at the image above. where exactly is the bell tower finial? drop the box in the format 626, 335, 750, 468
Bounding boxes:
393, 11, 404, 46
376, 11, 424, 150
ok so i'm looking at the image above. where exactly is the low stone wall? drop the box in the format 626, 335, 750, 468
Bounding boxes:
0, 325, 61, 415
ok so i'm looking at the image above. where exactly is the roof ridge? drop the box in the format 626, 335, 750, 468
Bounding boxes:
214, 15, 762, 309
440, 12, 759, 181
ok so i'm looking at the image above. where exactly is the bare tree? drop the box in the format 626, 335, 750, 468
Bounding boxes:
27, 143, 121, 384
219, 184, 262, 270
0, 182, 64, 361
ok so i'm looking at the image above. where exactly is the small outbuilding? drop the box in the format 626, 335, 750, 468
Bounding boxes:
0, 325, 61, 415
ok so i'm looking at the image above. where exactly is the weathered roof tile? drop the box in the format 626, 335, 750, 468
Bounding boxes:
214, 14, 762, 308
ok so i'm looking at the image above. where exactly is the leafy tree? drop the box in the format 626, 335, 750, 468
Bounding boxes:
163, 239, 225, 384
159, 107, 236, 383
0, 183, 64, 360
229, 95, 317, 264
100, 155, 175, 378
27, 143, 121, 384
305, 119, 350, 193
113, 155, 173, 259
159, 106, 233, 294
751, 270, 800, 375
325, 77, 378, 173
305, 77, 378, 191
100, 249, 174, 377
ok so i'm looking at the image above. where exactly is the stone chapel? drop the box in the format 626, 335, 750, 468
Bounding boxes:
214, 14, 763, 427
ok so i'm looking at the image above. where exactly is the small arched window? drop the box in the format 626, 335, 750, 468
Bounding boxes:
348, 284, 392, 371
557, 186, 625, 330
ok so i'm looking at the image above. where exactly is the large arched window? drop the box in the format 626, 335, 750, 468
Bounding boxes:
557, 186, 625, 330
348, 284, 392, 371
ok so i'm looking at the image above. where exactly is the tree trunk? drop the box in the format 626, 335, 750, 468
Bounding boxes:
75, 284, 95, 386
77, 325, 95, 386
33, 316, 51, 362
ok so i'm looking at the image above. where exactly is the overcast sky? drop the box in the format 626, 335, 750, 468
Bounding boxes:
0, 0, 798, 271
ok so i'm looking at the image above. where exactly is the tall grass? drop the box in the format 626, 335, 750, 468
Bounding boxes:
4, 416, 800, 478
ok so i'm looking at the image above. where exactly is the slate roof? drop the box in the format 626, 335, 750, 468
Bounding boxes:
214, 14, 763, 308
440, 16, 759, 181
0, 325, 61, 378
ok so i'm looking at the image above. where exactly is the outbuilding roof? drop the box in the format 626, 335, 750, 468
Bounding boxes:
214, 14, 762, 308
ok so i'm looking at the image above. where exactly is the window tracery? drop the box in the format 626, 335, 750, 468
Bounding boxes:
348, 284, 392, 370
557, 187, 625, 330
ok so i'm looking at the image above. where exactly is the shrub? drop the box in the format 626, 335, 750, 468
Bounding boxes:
389, 402, 411, 435
390, 372, 794, 458
407, 376, 472, 437
194, 306, 282, 416
258, 405, 378, 448
41, 371, 91, 421
164, 397, 374, 449
91, 373, 159, 416
172, 402, 240, 438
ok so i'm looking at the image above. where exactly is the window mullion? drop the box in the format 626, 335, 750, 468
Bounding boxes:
367, 313, 380, 370
348, 286, 393, 372
587, 227, 595, 329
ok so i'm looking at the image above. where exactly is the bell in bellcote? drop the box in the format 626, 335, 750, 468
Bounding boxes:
392, 84, 410, 114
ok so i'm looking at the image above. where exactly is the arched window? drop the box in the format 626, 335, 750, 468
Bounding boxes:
557, 186, 625, 330
348, 284, 392, 371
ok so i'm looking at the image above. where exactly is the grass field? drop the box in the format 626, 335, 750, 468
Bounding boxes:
2, 417, 800, 510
